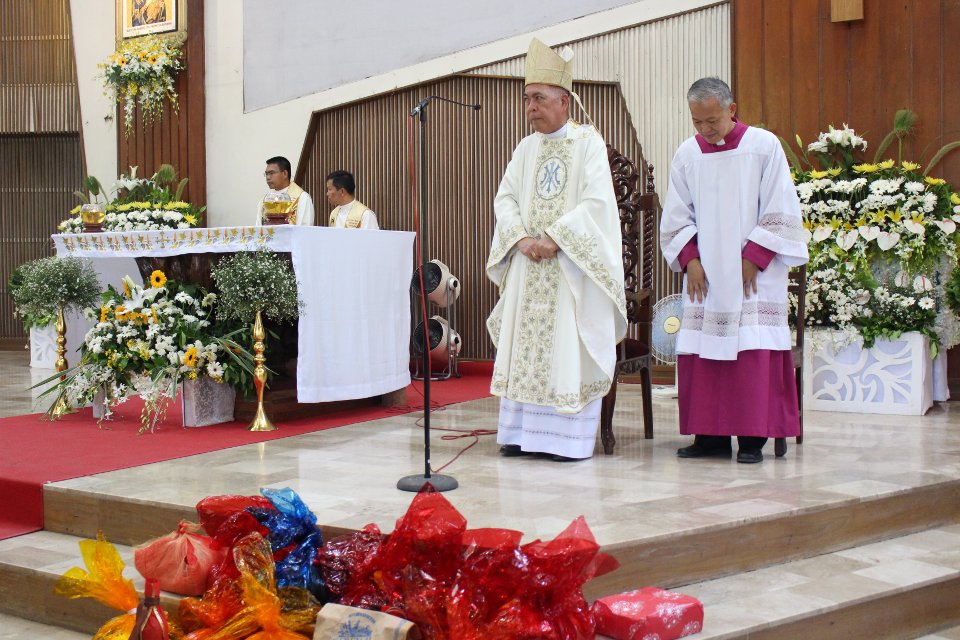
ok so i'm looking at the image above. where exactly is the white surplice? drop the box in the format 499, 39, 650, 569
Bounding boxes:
659, 126, 808, 361
330, 200, 380, 229
486, 121, 626, 458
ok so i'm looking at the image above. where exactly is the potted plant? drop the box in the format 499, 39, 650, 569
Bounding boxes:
784, 111, 960, 414
211, 250, 302, 431
9, 256, 101, 370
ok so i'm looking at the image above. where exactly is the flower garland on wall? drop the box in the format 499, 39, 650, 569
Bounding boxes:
100, 34, 184, 134
785, 111, 960, 356
59, 164, 204, 233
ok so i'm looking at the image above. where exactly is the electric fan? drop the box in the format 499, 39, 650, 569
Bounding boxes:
651, 293, 684, 397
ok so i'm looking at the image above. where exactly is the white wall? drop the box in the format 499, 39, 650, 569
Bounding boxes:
243, 0, 639, 111
70, 0, 725, 227
68, 0, 118, 187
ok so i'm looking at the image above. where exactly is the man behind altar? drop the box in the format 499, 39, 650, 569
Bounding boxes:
659, 77, 809, 464
485, 38, 626, 462
325, 170, 380, 229
255, 156, 315, 226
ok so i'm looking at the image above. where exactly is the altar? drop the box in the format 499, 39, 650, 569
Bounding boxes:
52, 226, 416, 403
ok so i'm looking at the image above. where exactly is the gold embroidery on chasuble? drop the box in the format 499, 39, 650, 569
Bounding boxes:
492, 138, 587, 410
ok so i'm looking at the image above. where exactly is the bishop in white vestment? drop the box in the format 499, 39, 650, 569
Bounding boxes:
486, 39, 626, 461
659, 77, 808, 463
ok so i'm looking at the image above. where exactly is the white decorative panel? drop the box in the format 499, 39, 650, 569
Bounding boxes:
804, 330, 934, 416
29, 324, 57, 369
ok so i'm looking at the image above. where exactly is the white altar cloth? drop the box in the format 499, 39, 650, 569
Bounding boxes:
53, 226, 415, 403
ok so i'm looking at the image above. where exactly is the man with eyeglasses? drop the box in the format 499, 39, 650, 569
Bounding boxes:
255, 156, 315, 226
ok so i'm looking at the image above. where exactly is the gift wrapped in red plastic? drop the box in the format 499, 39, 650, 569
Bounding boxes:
591, 588, 704, 640
318, 524, 383, 603
196, 495, 275, 547
134, 521, 227, 596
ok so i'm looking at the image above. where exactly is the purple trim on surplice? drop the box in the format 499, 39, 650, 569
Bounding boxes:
742, 241, 776, 270
678, 236, 700, 271
695, 119, 748, 154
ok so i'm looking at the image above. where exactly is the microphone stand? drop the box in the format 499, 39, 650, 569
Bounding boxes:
398, 95, 479, 493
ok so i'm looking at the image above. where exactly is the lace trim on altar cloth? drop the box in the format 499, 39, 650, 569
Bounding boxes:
757, 213, 805, 243
682, 301, 788, 336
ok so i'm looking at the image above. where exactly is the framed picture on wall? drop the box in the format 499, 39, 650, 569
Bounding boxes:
117, 0, 181, 39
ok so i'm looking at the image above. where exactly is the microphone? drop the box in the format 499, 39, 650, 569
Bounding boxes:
410, 95, 481, 116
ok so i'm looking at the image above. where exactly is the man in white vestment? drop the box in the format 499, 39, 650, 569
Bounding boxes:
485, 38, 627, 462
325, 170, 380, 229
255, 156, 315, 226
660, 77, 808, 464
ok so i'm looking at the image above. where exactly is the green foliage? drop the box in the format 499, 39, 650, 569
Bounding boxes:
8, 257, 101, 330
211, 251, 303, 324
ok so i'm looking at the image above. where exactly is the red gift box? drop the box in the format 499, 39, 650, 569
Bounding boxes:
591, 587, 704, 640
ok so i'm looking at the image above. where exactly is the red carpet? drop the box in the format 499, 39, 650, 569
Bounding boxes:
0, 362, 492, 540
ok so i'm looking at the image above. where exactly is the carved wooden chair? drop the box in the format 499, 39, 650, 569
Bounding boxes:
599, 145, 657, 454
775, 265, 806, 457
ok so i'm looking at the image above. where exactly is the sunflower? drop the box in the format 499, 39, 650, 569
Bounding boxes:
183, 346, 199, 368
99, 305, 109, 322
114, 305, 128, 321
150, 270, 167, 288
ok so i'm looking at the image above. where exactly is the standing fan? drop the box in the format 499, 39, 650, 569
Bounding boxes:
651, 294, 684, 397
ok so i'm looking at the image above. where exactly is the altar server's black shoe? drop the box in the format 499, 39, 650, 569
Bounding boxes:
677, 435, 732, 458
736, 449, 764, 464
550, 454, 589, 462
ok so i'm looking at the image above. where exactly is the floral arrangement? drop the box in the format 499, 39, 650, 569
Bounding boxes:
211, 251, 303, 324
8, 256, 101, 331
59, 164, 204, 233
785, 111, 960, 355
44, 271, 252, 431
100, 34, 183, 134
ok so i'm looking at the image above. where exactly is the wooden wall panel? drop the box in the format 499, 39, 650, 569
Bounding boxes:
300, 76, 650, 361
0, 134, 85, 340
0, 0, 80, 134
734, 0, 959, 186
116, 0, 206, 208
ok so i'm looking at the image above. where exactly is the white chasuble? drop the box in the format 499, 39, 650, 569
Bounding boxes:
659, 126, 808, 360
486, 122, 626, 418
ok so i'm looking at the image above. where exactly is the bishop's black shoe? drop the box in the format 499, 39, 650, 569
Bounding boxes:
499, 444, 533, 457
677, 435, 732, 458
736, 449, 764, 464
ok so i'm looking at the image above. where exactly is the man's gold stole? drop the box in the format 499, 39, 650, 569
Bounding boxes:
328, 200, 368, 228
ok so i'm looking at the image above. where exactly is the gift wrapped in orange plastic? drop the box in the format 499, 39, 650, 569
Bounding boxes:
179, 532, 319, 640
135, 521, 227, 596
54, 532, 142, 640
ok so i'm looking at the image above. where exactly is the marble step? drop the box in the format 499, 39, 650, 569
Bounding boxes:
1, 525, 959, 638
42, 475, 960, 601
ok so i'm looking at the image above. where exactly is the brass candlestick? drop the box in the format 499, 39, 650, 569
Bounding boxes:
50, 306, 75, 418
247, 308, 276, 432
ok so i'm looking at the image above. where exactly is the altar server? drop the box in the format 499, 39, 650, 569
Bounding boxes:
659, 77, 809, 463
485, 38, 626, 462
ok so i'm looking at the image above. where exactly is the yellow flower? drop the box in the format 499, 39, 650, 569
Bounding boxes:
183, 213, 197, 226
183, 346, 199, 368
951, 193, 960, 205
117, 56, 127, 65
877, 159, 895, 170
828, 167, 842, 177
828, 218, 841, 229
925, 176, 946, 186
901, 161, 921, 171
853, 163, 879, 173
114, 305, 127, 321
809, 170, 829, 179
854, 216, 868, 227
871, 210, 888, 224
151, 307, 159, 324
887, 209, 904, 223
122, 279, 131, 298
149, 270, 167, 288
70, 205, 81, 215
99, 305, 109, 322
116, 203, 133, 212
148, 55, 158, 65
138, 52, 147, 60
802, 219, 812, 230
